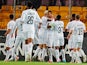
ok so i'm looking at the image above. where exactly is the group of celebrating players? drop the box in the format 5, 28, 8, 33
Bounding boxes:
4, 2, 87, 63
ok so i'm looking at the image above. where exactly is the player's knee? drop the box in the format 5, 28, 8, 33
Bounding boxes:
6, 47, 10, 50
55, 46, 59, 49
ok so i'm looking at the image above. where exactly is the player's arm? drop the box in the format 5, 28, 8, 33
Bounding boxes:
4, 29, 11, 36
4, 23, 12, 36
10, 20, 18, 37
67, 29, 73, 40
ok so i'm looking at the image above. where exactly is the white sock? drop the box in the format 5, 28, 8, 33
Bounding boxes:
61, 49, 66, 61
33, 46, 41, 58
38, 49, 42, 60
25, 43, 33, 61
5, 50, 11, 60
70, 50, 77, 62
75, 51, 82, 63
42, 48, 47, 61
28, 43, 33, 60
79, 49, 86, 57
48, 48, 53, 61
55, 49, 60, 61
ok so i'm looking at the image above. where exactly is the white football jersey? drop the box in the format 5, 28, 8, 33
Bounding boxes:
66, 20, 75, 30
21, 9, 41, 32
54, 20, 64, 34
72, 20, 86, 36
7, 20, 15, 38
41, 16, 48, 29
15, 18, 23, 34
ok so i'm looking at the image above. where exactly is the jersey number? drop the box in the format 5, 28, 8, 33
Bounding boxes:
27, 16, 34, 24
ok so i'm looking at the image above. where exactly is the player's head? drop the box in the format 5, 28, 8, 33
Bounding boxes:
48, 10, 52, 18
76, 15, 80, 20
27, 2, 33, 9
56, 15, 61, 20
71, 14, 76, 20
9, 14, 14, 20
44, 10, 48, 16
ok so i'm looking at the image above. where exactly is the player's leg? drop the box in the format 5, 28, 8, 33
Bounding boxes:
4, 47, 11, 61
47, 33, 54, 62
33, 44, 42, 59
60, 36, 66, 62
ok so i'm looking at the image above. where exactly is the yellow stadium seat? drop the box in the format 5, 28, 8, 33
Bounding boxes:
59, 6, 69, 12
72, 7, 82, 12
16, 5, 26, 11
37, 6, 46, 11
59, 12, 69, 20
37, 11, 44, 18
71, 11, 81, 15
2, 5, 13, 11
48, 6, 59, 11
63, 19, 69, 28
83, 7, 87, 12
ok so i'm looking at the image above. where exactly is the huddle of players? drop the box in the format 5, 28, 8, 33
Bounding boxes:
4, 2, 86, 63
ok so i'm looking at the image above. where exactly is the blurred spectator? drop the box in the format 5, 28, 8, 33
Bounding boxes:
60, 0, 65, 6
7, 0, 14, 5
0, 0, 2, 11
79, 0, 85, 7
49, 0, 57, 6
56, 0, 61, 6
41, 0, 49, 6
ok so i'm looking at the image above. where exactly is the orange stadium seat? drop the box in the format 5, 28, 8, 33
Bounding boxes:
37, 6, 46, 11
59, 12, 69, 20
63, 19, 69, 28
72, 7, 82, 12
37, 11, 44, 18
59, 6, 69, 12
83, 7, 87, 12
48, 6, 59, 11
2, 5, 13, 11
16, 5, 27, 11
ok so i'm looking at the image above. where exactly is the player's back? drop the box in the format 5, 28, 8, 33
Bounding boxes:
7, 20, 15, 37
54, 20, 64, 34
66, 20, 75, 30
72, 20, 85, 36
41, 16, 48, 29
21, 9, 39, 32
16, 18, 23, 34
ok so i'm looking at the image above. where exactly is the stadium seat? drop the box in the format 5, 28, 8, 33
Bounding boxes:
59, 6, 69, 12
83, 7, 87, 12
59, 12, 69, 20
48, 6, 59, 11
63, 19, 69, 28
16, 5, 26, 11
71, 7, 82, 12
37, 6, 46, 11
2, 5, 13, 11
37, 11, 44, 17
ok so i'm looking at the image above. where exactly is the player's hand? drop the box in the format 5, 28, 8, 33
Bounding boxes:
47, 25, 51, 28
11, 34, 13, 38
38, 25, 41, 29
4, 33, 7, 37
67, 35, 70, 40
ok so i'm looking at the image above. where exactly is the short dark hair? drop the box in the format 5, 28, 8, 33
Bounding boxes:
9, 14, 14, 19
72, 14, 76, 18
27, 2, 33, 8
76, 15, 80, 19
56, 15, 61, 20
48, 10, 52, 13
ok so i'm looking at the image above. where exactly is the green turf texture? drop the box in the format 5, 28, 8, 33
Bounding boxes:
0, 61, 87, 65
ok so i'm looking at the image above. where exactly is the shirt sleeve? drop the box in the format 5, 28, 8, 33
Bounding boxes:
7, 22, 14, 29
21, 11, 27, 23
35, 11, 42, 23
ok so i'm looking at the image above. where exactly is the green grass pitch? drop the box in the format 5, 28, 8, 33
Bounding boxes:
0, 61, 87, 65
